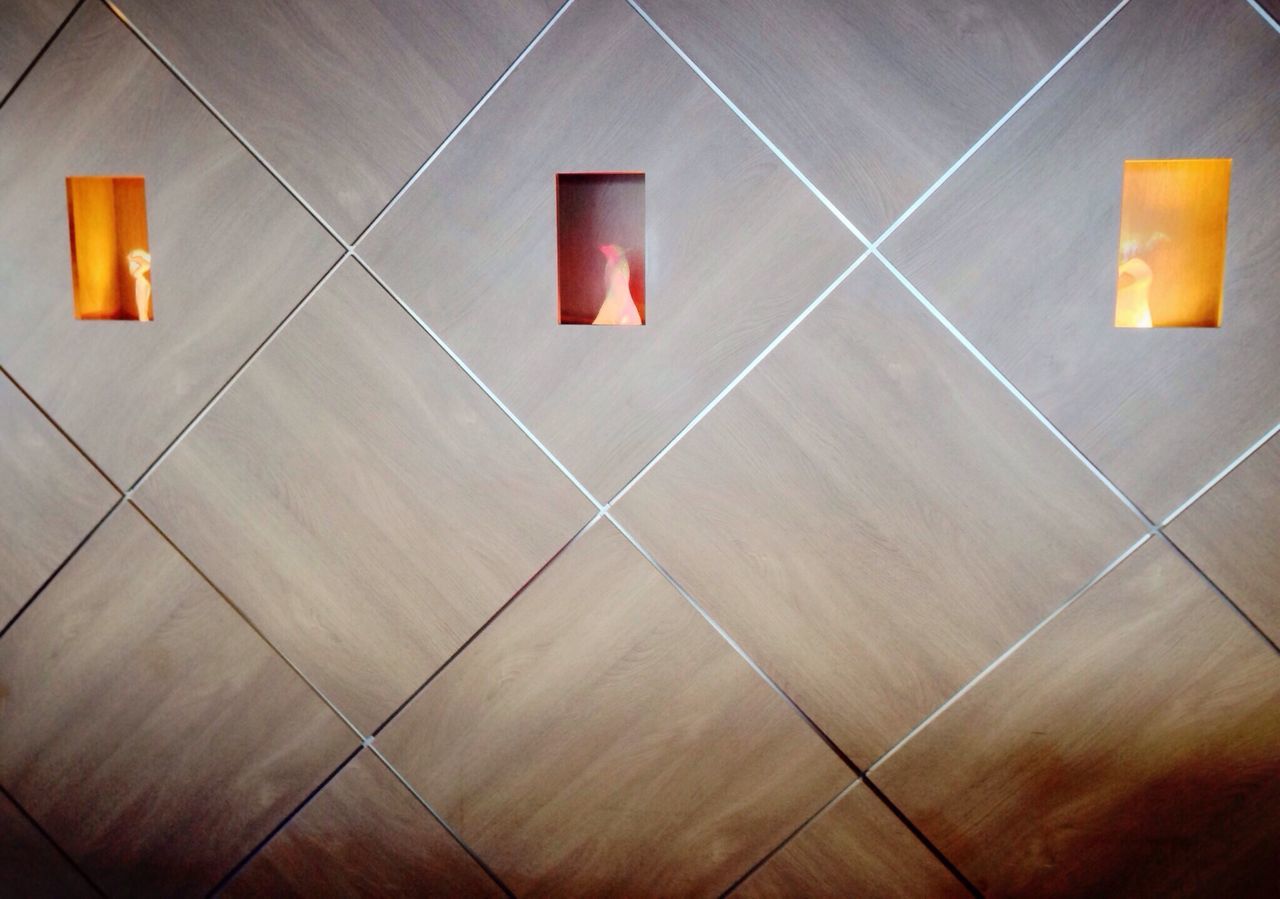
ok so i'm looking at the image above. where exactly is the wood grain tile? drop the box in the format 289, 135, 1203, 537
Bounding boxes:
613, 259, 1144, 766
360, 0, 861, 500
734, 781, 966, 899
0, 1, 339, 487
1165, 435, 1280, 645
0, 503, 356, 898
639, 0, 1115, 237
883, 0, 1280, 521
135, 260, 594, 732
377, 520, 850, 898
116, 0, 560, 239
225, 750, 501, 898
0, 790, 97, 899
0, 374, 116, 625
0, 0, 75, 98
873, 538, 1280, 898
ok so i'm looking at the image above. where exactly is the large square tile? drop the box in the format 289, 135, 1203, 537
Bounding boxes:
1165, 434, 1280, 645
0, 1, 340, 487
226, 749, 501, 898
0, 0, 75, 97
639, 0, 1115, 237
0, 374, 117, 625
613, 259, 1144, 766
0, 790, 96, 898
377, 519, 850, 897
883, 0, 1280, 520
135, 260, 594, 732
0, 503, 356, 897
735, 781, 966, 899
360, 0, 862, 500
116, 0, 560, 239
873, 538, 1280, 897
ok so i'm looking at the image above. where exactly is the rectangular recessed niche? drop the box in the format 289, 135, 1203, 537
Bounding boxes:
1115, 158, 1230, 328
556, 172, 644, 326
66, 175, 153, 321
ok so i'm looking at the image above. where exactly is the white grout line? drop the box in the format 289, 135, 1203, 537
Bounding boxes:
103, 1, 350, 248
867, 533, 1152, 774
871, 0, 1132, 249
872, 248, 1154, 529
625, 0, 873, 248
350, 251, 606, 512
354, 0, 577, 246
1245, 0, 1280, 33
1161, 420, 1280, 526
606, 249, 871, 507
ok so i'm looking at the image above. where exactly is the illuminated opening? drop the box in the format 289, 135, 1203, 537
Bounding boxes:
67, 175, 152, 321
1115, 159, 1229, 328
556, 172, 644, 325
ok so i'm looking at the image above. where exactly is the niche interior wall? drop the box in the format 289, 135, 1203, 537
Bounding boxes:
1, 1, 1278, 896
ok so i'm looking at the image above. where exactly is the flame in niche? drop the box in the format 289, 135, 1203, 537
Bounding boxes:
1115, 232, 1169, 329
593, 244, 642, 326
127, 249, 152, 321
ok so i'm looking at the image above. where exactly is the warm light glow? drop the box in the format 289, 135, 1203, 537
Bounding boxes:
67, 175, 153, 321
592, 244, 641, 326
1115, 159, 1229, 328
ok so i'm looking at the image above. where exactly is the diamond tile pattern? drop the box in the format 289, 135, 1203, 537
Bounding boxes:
360, 0, 862, 500
1, 0, 1278, 893
115, 0, 561, 240
883, 0, 1280, 521
873, 538, 1280, 896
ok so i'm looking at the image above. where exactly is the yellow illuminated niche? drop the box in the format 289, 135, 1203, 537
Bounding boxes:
1115, 159, 1230, 328
66, 175, 152, 321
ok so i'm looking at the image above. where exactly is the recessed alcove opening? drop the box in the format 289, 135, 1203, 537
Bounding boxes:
1114, 158, 1230, 328
67, 175, 153, 321
556, 172, 645, 326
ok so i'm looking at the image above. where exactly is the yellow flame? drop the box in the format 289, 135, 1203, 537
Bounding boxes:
127, 249, 152, 321
593, 244, 641, 326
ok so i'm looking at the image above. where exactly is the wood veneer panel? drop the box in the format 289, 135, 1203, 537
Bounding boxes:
1165, 435, 1280, 644
0, 1, 339, 487
116, 0, 559, 239
0, 375, 116, 624
0, 791, 97, 898
883, 0, 1280, 521
0, 504, 356, 898
613, 259, 1143, 766
226, 750, 501, 898
735, 781, 965, 899
378, 520, 849, 898
360, 0, 861, 500
639, 0, 1114, 237
135, 261, 593, 732
0, 0, 75, 98
873, 539, 1280, 897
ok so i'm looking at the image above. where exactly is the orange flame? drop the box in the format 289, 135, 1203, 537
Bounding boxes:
592, 243, 641, 326
67, 176, 152, 321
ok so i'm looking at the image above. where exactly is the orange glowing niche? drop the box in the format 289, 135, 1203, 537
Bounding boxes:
556, 172, 644, 325
66, 175, 153, 321
1115, 159, 1230, 328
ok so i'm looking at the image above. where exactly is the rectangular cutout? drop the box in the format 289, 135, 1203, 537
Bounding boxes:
67, 175, 153, 321
1115, 158, 1230, 328
556, 172, 644, 325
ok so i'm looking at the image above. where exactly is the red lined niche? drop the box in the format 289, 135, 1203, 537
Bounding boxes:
556, 173, 645, 326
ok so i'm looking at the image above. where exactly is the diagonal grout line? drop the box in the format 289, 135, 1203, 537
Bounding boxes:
871, 0, 1131, 250
0, 784, 108, 898
1161, 420, 1280, 526
352, 0, 577, 246
625, 0, 873, 247
0, 0, 87, 112
872, 248, 1155, 529
606, 249, 871, 508
351, 250, 605, 511
868, 534, 1152, 775
604, 512, 861, 774
366, 745, 517, 898
205, 745, 362, 898
1245, 0, 1280, 33
1160, 531, 1280, 654
102, 0, 349, 248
